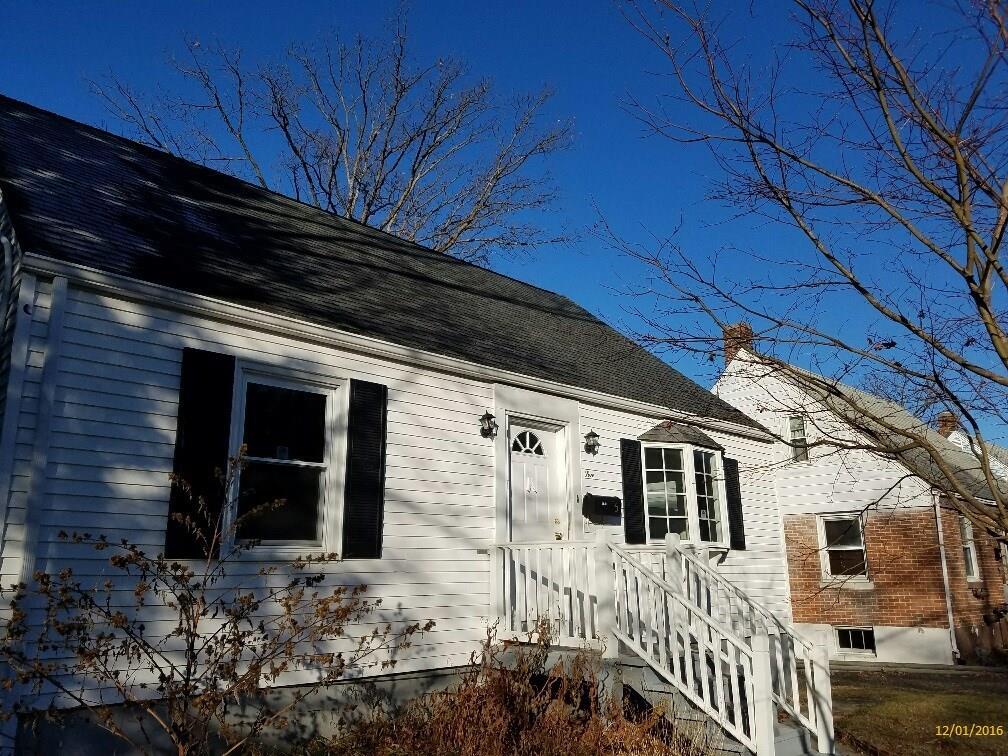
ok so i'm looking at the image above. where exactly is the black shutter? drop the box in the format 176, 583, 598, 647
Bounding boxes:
342, 380, 388, 559
724, 456, 746, 550
621, 439, 647, 544
165, 348, 236, 559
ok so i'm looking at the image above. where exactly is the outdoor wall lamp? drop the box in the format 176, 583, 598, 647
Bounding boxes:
584, 429, 601, 455
479, 411, 498, 439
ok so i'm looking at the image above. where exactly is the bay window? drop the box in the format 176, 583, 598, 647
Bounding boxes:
643, 444, 727, 545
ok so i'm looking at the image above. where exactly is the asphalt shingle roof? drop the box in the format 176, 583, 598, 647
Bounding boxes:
0, 95, 760, 430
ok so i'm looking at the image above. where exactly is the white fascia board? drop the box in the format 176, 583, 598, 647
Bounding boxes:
24, 252, 774, 443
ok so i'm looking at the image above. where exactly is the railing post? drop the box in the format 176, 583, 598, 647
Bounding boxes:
751, 633, 777, 756
490, 545, 505, 627
813, 629, 835, 754
594, 530, 618, 660
664, 532, 683, 590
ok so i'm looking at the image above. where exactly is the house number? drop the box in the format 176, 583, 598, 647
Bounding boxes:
584, 469, 595, 480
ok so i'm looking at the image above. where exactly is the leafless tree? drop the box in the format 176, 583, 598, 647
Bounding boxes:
91, 18, 573, 266
615, 0, 1008, 533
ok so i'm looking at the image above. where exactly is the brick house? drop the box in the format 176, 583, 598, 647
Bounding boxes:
714, 325, 1008, 665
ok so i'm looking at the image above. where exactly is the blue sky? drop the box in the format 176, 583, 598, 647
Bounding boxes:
1, 0, 987, 426
3, 1, 767, 378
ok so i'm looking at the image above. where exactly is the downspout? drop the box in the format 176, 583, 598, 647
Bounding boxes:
934, 493, 961, 662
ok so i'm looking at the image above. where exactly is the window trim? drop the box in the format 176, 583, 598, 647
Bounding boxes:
835, 626, 876, 655
817, 513, 871, 585
640, 443, 730, 547
224, 361, 350, 557
960, 516, 981, 583
788, 415, 809, 463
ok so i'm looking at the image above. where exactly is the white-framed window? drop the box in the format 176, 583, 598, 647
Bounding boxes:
225, 364, 348, 554
960, 516, 980, 582
788, 415, 809, 462
818, 514, 868, 580
836, 626, 876, 654
643, 444, 728, 545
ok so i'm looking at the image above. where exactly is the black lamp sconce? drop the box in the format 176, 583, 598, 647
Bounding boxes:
479, 411, 498, 439
584, 429, 600, 455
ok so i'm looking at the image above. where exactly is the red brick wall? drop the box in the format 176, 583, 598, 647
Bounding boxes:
784, 505, 1008, 662
784, 509, 949, 628
938, 502, 1008, 660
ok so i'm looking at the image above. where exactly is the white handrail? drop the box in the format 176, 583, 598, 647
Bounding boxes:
492, 538, 835, 755
608, 542, 759, 752
643, 536, 829, 743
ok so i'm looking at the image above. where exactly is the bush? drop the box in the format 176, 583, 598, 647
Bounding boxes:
319, 622, 717, 756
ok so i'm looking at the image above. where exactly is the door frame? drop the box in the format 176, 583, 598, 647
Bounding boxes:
493, 384, 583, 545
506, 416, 569, 542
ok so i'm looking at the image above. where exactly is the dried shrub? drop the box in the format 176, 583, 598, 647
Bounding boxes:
320, 622, 717, 756
0, 452, 430, 756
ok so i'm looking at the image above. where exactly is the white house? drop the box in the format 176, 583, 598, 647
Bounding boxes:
714, 324, 1008, 667
0, 96, 834, 755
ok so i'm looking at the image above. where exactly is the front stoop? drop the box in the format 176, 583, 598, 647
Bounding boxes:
613, 653, 835, 756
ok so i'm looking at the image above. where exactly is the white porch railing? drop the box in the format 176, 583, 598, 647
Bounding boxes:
491, 533, 835, 756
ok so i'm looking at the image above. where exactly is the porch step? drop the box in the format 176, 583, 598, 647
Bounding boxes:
616, 652, 830, 756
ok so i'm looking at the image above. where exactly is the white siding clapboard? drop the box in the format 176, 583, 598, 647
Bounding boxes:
8, 282, 496, 679
713, 358, 934, 522
577, 403, 791, 621
1, 279, 791, 695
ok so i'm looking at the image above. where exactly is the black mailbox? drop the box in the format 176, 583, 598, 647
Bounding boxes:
582, 493, 622, 518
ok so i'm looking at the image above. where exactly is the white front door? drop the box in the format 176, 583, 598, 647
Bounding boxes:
508, 422, 568, 542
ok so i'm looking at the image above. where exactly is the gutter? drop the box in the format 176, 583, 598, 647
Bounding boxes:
933, 493, 961, 662
22, 252, 776, 443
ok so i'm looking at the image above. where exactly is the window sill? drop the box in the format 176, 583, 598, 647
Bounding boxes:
820, 576, 874, 591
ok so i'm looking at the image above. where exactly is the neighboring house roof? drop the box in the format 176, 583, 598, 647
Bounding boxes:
741, 352, 1008, 502
638, 421, 724, 451
0, 94, 760, 430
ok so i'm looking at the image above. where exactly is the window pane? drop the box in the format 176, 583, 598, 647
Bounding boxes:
668, 494, 687, 518
963, 547, 976, 578
789, 416, 806, 435
645, 470, 666, 498
663, 448, 683, 470
828, 549, 867, 576
667, 471, 685, 498
649, 517, 668, 541
648, 494, 669, 516
237, 461, 322, 541
244, 383, 326, 462
837, 629, 852, 649
699, 519, 719, 542
669, 517, 689, 539
824, 519, 862, 548
644, 447, 664, 469
863, 630, 876, 652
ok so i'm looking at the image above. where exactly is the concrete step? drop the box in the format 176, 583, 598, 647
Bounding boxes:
615, 652, 832, 756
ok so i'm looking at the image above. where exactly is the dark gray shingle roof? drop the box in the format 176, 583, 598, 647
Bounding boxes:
638, 421, 724, 450
0, 95, 760, 429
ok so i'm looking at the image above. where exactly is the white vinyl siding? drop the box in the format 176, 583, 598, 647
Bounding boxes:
577, 403, 791, 622
3, 281, 497, 676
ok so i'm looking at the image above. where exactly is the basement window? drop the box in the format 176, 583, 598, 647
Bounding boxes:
836, 627, 876, 654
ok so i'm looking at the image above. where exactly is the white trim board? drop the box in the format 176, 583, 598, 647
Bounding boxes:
22, 253, 774, 444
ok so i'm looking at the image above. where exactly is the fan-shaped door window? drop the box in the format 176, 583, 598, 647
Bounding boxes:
511, 430, 545, 456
